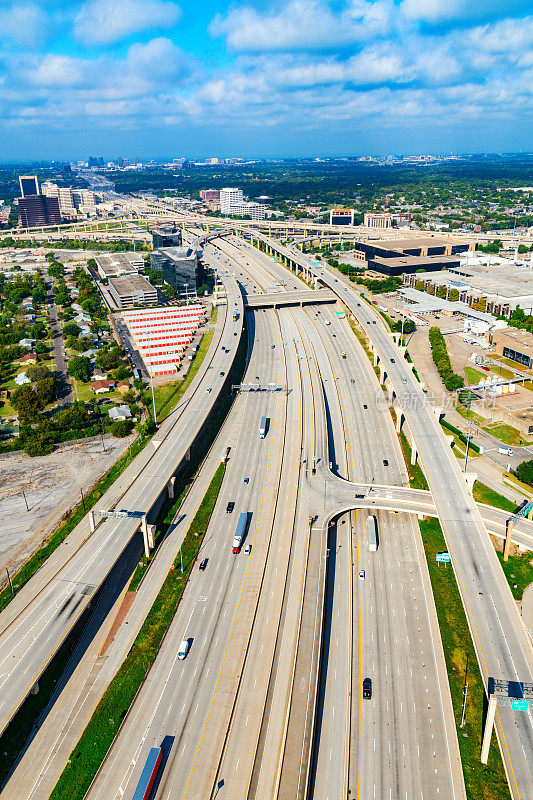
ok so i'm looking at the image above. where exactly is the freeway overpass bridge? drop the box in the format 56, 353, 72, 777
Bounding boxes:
244, 288, 336, 309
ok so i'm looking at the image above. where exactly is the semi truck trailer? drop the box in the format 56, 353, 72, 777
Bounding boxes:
259, 416, 268, 438
233, 511, 248, 554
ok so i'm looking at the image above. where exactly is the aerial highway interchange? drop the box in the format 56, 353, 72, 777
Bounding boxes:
0, 217, 532, 800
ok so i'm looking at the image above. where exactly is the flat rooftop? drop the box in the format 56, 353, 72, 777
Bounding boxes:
490, 326, 533, 353
95, 252, 144, 277
371, 235, 473, 251
417, 262, 533, 300
371, 254, 459, 269
399, 287, 500, 323
109, 274, 156, 294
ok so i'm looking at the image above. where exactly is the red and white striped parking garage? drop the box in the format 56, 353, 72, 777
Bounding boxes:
122, 305, 206, 376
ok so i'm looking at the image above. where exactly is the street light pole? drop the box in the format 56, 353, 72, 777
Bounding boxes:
464, 417, 473, 473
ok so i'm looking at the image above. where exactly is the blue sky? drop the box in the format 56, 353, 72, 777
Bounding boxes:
0, 0, 532, 160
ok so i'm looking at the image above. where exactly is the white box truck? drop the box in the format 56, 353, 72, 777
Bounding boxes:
367, 515, 378, 552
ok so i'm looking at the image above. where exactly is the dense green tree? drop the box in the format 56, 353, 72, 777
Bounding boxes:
111, 419, 133, 437
68, 356, 90, 382
515, 460, 533, 487
63, 322, 80, 338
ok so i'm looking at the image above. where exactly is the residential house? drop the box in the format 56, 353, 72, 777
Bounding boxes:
92, 379, 114, 394
91, 368, 108, 381
14, 372, 31, 385
15, 352, 38, 365
108, 405, 132, 421
116, 381, 131, 394
19, 338, 36, 349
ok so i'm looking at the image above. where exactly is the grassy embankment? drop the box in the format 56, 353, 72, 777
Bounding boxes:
397, 440, 512, 800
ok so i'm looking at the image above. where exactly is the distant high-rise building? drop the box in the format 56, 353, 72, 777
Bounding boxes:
200, 189, 221, 201
18, 195, 61, 228
220, 187, 244, 214
88, 156, 104, 168
19, 175, 39, 197
329, 208, 355, 226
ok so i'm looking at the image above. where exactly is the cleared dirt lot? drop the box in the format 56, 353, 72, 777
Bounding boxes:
0, 436, 133, 575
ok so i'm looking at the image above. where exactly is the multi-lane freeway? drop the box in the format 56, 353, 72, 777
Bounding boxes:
2, 214, 532, 800
0, 268, 243, 738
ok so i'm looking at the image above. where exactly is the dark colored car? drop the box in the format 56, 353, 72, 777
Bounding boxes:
226, 501, 235, 513
199, 558, 208, 571
363, 677, 372, 699
383, 459, 389, 466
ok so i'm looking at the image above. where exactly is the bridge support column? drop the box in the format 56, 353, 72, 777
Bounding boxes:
89, 510, 95, 533
433, 406, 444, 423
147, 524, 156, 550
141, 515, 150, 558
464, 472, 476, 494
503, 519, 513, 562
528, 506, 533, 521
481, 694, 497, 763
167, 477, 175, 499
399, 345, 407, 359
30, 681, 39, 695
395, 409, 404, 433
411, 443, 418, 466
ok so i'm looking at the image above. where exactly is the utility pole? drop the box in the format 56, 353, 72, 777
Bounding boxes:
80, 488, 85, 510
22, 488, 29, 512
6, 568, 14, 596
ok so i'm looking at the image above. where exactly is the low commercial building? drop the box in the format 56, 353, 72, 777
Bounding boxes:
151, 247, 198, 298
95, 252, 144, 279
200, 189, 221, 201
122, 304, 205, 376
364, 212, 411, 228
405, 261, 533, 317
349, 235, 470, 276
108, 275, 158, 308
486, 327, 533, 369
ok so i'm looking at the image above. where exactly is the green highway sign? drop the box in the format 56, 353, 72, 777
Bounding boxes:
511, 699, 529, 711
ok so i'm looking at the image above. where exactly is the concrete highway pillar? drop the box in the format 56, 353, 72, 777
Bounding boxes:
399, 345, 407, 359
89, 510, 95, 533
503, 519, 513, 562
433, 406, 444, 422
30, 681, 39, 695
373, 351, 379, 367
167, 477, 176, 499
464, 472, 477, 494
481, 694, 497, 764
141, 515, 150, 558
528, 506, 533, 521
395, 410, 403, 433
411, 443, 418, 466
147, 524, 156, 550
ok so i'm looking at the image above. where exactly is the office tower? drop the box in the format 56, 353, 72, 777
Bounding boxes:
18, 195, 61, 228
220, 187, 244, 214
19, 175, 39, 197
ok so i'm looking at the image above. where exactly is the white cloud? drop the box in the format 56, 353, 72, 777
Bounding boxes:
401, 0, 533, 23
74, 0, 181, 45
0, 3, 49, 47
30, 54, 86, 87
126, 37, 190, 79
210, 0, 392, 52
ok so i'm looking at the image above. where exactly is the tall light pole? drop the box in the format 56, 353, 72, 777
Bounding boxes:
464, 416, 473, 473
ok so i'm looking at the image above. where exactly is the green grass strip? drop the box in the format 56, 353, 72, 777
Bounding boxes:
398, 431, 429, 490
419, 517, 511, 800
49, 462, 226, 800
0, 436, 149, 613
472, 481, 517, 514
